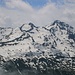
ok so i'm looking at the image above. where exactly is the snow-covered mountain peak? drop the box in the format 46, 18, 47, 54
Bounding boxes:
19, 23, 38, 33
0, 20, 75, 73
52, 20, 74, 31
44, 20, 74, 40
0, 20, 75, 58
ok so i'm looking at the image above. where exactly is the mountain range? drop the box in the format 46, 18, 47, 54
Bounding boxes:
0, 20, 75, 74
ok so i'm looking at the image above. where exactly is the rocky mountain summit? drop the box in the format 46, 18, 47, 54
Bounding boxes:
0, 20, 75, 75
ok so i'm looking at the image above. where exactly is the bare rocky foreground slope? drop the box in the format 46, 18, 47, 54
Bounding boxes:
0, 20, 75, 75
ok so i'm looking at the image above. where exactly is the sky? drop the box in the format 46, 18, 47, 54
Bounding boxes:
0, 0, 75, 28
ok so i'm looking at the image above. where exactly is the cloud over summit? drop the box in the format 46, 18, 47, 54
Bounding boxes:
0, 0, 75, 28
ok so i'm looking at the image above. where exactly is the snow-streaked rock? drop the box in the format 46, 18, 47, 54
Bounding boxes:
0, 20, 75, 58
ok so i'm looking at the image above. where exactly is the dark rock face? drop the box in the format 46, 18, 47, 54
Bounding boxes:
68, 33, 75, 41
1, 56, 75, 75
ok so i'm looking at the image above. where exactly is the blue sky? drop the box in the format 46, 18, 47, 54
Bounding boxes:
23, 0, 64, 8
0, 0, 75, 27
23, 0, 48, 8
0, 0, 64, 8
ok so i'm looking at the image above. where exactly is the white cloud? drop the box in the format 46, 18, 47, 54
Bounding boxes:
0, 0, 75, 28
